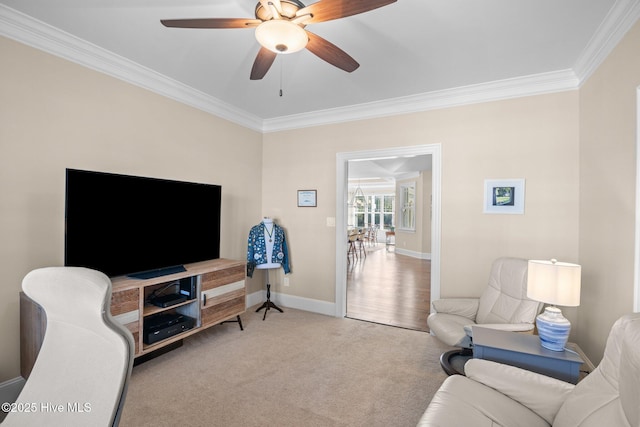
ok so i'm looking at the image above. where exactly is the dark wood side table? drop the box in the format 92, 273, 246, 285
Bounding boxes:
472, 326, 594, 384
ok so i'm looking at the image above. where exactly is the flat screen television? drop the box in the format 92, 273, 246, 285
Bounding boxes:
65, 168, 221, 279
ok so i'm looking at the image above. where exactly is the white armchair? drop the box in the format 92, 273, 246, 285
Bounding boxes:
419, 313, 640, 426
4, 267, 135, 427
428, 257, 543, 348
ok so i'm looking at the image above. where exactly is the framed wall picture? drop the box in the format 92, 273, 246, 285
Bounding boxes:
297, 190, 317, 207
483, 179, 525, 214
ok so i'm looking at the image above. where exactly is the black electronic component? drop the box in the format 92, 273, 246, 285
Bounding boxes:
144, 313, 195, 345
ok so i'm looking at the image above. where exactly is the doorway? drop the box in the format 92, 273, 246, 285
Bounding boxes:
334, 144, 442, 322
345, 156, 431, 330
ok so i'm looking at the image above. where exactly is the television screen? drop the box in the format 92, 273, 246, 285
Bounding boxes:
65, 169, 221, 278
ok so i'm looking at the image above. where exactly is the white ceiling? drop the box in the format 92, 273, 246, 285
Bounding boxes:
1, 0, 639, 133
349, 154, 431, 181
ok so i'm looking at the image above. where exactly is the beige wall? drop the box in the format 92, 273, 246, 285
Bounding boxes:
577, 21, 640, 361
263, 91, 580, 312
0, 37, 263, 381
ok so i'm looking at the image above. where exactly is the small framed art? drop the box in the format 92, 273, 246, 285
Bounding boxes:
297, 190, 317, 207
483, 179, 525, 214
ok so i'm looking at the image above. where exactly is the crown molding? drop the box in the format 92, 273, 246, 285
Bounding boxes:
262, 69, 579, 132
573, 0, 640, 83
0, 5, 264, 132
2, 2, 638, 134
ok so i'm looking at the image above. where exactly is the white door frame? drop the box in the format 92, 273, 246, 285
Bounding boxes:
634, 86, 640, 312
334, 144, 442, 317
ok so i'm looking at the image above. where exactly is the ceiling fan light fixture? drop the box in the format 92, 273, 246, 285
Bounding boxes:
255, 20, 308, 54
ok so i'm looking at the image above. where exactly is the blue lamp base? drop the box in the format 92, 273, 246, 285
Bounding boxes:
536, 306, 571, 351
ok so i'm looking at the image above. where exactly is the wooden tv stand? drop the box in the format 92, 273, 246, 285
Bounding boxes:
21, 258, 246, 378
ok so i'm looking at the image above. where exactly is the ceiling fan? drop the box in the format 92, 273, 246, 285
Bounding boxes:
161, 0, 397, 80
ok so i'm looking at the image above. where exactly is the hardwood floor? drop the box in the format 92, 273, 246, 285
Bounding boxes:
346, 244, 430, 332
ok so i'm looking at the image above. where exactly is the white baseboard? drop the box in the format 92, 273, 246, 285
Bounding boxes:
394, 248, 431, 260
0, 376, 25, 422
246, 290, 266, 309
246, 290, 336, 317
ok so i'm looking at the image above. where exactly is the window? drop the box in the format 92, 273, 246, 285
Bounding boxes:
348, 192, 395, 230
353, 193, 366, 228
382, 195, 394, 229
399, 182, 416, 231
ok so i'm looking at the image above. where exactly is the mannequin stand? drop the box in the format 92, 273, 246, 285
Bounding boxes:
256, 283, 283, 320
255, 270, 283, 320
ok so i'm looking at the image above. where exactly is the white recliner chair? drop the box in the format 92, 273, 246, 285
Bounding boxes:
427, 257, 543, 373
4, 267, 135, 427
419, 312, 640, 426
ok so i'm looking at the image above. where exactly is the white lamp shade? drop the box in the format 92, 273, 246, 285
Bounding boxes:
527, 259, 581, 306
255, 20, 308, 54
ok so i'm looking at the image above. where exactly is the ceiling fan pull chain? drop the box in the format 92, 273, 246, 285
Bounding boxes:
279, 56, 284, 97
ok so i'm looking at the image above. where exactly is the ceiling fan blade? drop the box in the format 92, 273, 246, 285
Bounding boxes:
305, 31, 359, 73
270, 0, 283, 12
250, 47, 278, 80
161, 18, 261, 29
296, 0, 397, 24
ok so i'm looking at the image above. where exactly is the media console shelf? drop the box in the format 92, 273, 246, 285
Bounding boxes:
21, 258, 246, 378
111, 258, 245, 357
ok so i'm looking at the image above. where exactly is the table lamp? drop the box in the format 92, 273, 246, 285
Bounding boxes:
527, 259, 581, 351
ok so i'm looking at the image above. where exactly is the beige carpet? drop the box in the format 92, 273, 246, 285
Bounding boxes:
119, 306, 452, 427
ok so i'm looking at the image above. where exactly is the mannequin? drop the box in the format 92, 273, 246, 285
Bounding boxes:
257, 218, 281, 269
246, 217, 290, 319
